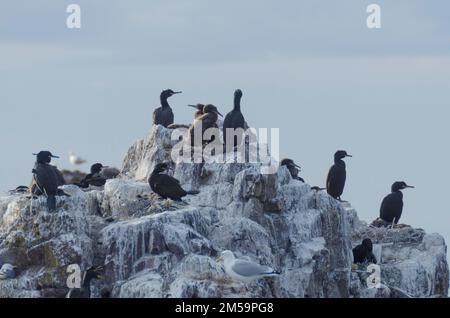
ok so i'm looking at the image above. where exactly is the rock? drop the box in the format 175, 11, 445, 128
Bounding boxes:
0, 125, 447, 298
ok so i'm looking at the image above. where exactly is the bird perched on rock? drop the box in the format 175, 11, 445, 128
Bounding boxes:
326, 150, 352, 201
149, 163, 199, 201
77, 163, 108, 188
0, 263, 17, 280
8, 186, 30, 195
153, 89, 182, 128
352, 238, 377, 264
66, 266, 104, 298
217, 250, 280, 283
223, 89, 247, 150
187, 104, 223, 148
69, 151, 87, 165
380, 181, 414, 224
31, 151, 65, 211
280, 158, 304, 182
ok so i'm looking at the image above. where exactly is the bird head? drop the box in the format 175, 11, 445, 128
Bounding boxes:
217, 250, 235, 263
90, 163, 105, 174
153, 162, 172, 174
188, 104, 205, 111
85, 265, 105, 281
391, 181, 414, 192
203, 104, 223, 117
161, 89, 182, 99
334, 150, 352, 161
362, 238, 373, 252
234, 89, 243, 99
33, 151, 59, 164
280, 158, 301, 170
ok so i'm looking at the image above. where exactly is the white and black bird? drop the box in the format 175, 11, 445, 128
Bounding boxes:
69, 151, 87, 165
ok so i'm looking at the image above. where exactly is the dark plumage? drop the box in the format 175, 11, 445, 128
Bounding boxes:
77, 163, 107, 188
66, 266, 104, 298
188, 104, 205, 119
152, 89, 181, 127
280, 158, 304, 182
380, 181, 414, 224
149, 163, 199, 201
187, 104, 223, 147
353, 238, 377, 264
31, 151, 62, 212
223, 89, 246, 149
326, 150, 352, 200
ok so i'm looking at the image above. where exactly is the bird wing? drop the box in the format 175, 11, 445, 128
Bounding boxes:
153, 107, 162, 125
153, 174, 186, 198
231, 260, 273, 277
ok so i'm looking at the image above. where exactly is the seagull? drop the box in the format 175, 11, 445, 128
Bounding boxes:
217, 250, 280, 283
69, 152, 87, 165
0, 264, 16, 280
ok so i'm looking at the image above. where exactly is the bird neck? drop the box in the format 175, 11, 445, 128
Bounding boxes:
160, 96, 170, 108
334, 158, 344, 165
233, 95, 241, 111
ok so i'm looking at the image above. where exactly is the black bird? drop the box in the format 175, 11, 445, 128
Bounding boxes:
353, 238, 377, 264
326, 150, 352, 201
187, 104, 223, 147
66, 266, 104, 298
152, 89, 182, 128
9, 186, 30, 195
280, 158, 305, 182
188, 104, 205, 119
31, 151, 62, 211
380, 181, 414, 224
223, 89, 247, 149
149, 163, 199, 201
77, 163, 107, 188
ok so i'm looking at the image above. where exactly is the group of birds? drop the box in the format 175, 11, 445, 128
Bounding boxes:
1, 88, 415, 294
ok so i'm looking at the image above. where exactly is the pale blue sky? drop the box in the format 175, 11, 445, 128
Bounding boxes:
1, 1, 449, 250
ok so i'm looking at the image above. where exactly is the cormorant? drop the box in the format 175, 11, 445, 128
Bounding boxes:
223, 89, 247, 149
326, 150, 352, 201
353, 238, 377, 264
380, 181, 414, 224
66, 266, 104, 298
77, 163, 108, 188
188, 104, 205, 119
187, 104, 223, 147
152, 89, 182, 128
149, 163, 199, 201
280, 158, 304, 182
31, 151, 63, 212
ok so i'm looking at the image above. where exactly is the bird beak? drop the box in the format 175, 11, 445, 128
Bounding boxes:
216, 111, 223, 117
346, 154, 353, 157
188, 105, 197, 108
51, 155, 60, 158
173, 91, 182, 94
406, 185, 415, 188
294, 164, 301, 169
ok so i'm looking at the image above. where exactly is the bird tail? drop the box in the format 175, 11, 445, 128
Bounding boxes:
47, 195, 56, 212
185, 190, 200, 195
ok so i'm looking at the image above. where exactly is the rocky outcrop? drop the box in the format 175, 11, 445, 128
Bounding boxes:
0, 126, 448, 298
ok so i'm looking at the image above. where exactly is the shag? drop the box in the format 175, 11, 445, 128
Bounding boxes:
326, 150, 352, 201
149, 163, 199, 201
31, 151, 63, 211
77, 163, 108, 188
280, 158, 304, 182
380, 181, 414, 224
152, 89, 182, 128
66, 266, 104, 298
223, 89, 247, 149
188, 104, 205, 119
353, 238, 377, 264
187, 104, 223, 147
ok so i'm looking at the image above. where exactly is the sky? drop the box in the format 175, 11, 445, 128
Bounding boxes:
1, 1, 449, 265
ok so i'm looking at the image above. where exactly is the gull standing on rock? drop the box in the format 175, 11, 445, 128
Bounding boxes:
217, 250, 280, 283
